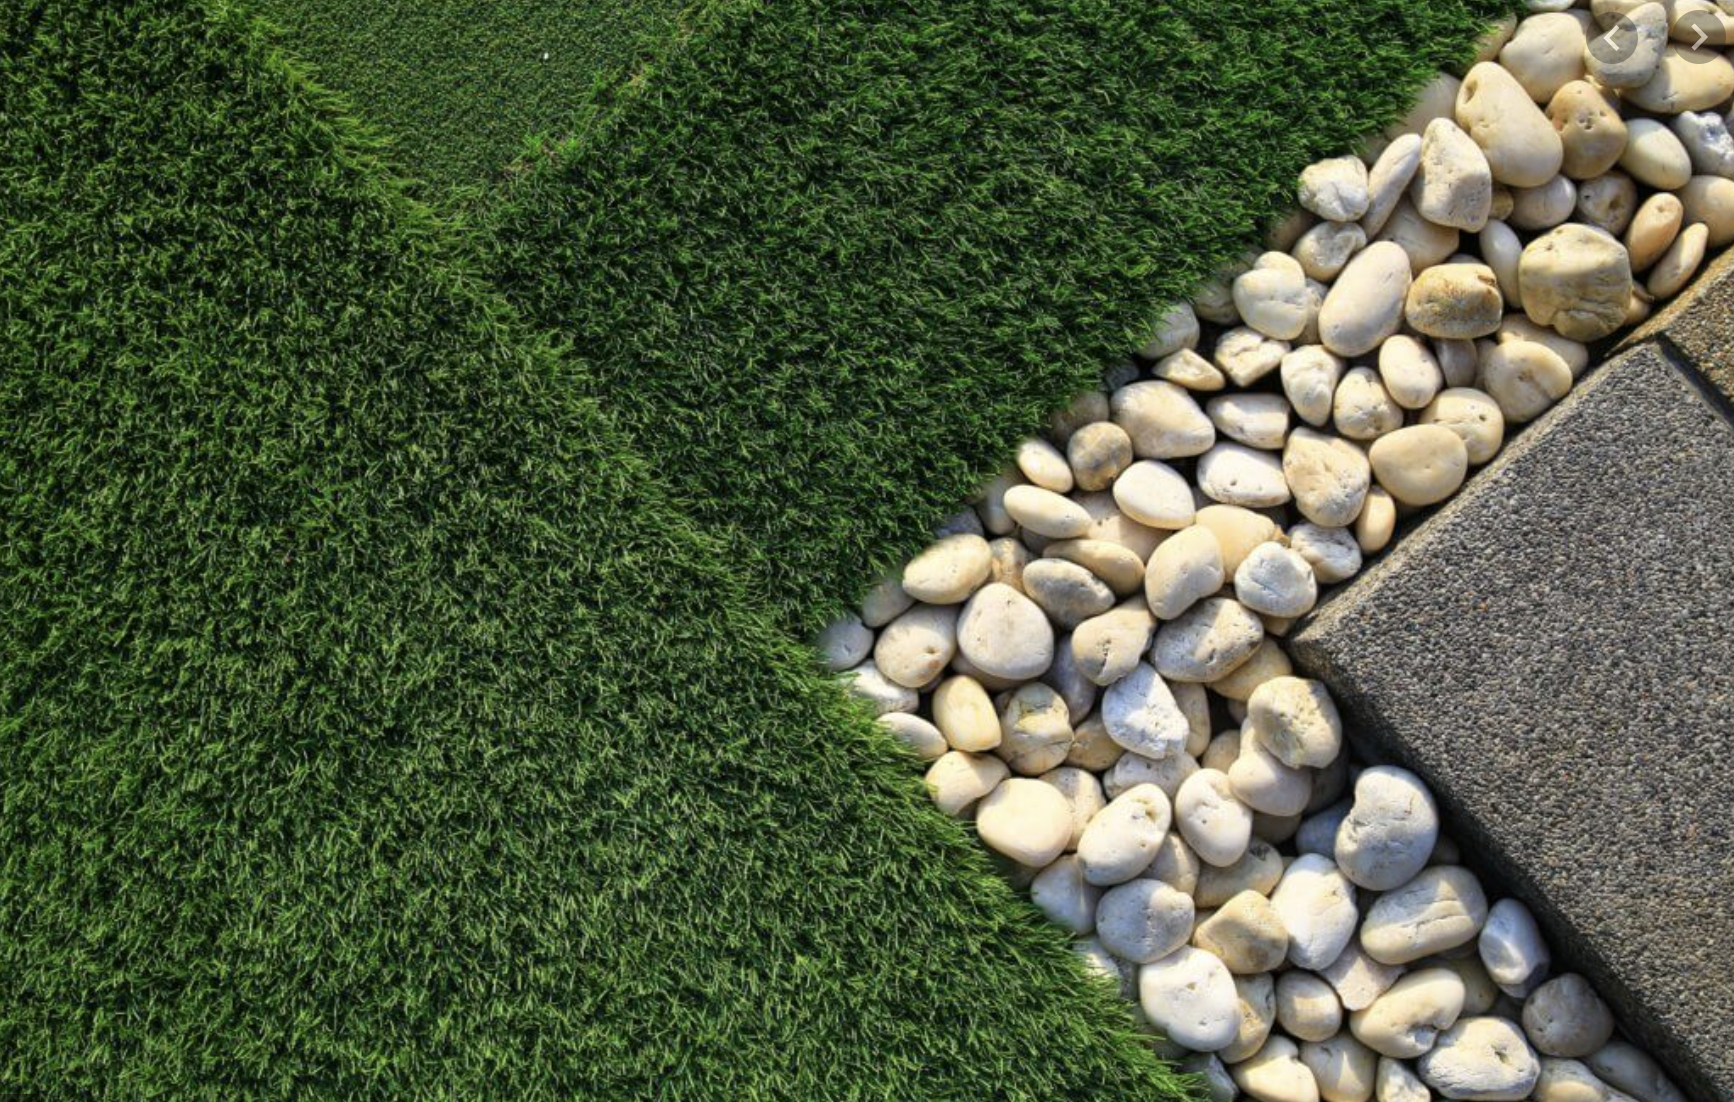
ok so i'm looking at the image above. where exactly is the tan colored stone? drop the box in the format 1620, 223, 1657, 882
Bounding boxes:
1518, 224, 1633, 340
1457, 62, 1565, 187
1370, 424, 1470, 507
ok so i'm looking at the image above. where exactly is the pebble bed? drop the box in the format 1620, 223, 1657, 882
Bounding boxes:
819, 4, 1734, 1100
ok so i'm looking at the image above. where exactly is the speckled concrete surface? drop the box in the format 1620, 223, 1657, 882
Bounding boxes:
1292, 342, 1734, 1102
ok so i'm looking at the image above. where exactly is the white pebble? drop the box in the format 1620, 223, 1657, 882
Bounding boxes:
1176, 768, 1256, 867
1271, 853, 1360, 970
1142, 946, 1243, 1053
1096, 877, 1195, 963
1102, 661, 1192, 760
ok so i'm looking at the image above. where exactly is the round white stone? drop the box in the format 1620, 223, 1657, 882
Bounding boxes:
1320, 242, 1413, 357
1523, 974, 1615, 1058
1112, 379, 1217, 459
975, 777, 1073, 867
956, 582, 1055, 681
1236, 542, 1320, 618
1479, 897, 1551, 993
1096, 877, 1195, 963
1246, 676, 1344, 769
1141, 946, 1242, 1053
1102, 661, 1192, 760
1271, 853, 1360, 970
901, 533, 993, 604
1351, 967, 1469, 1058
1176, 768, 1256, 867
1113, 459, 1196, 529
1336, 765, 1441, 890
1078, 783, 1172, 885
1030, 853, 1102, 934
1417, 1017, 1541, 1101
1362, 866, 1491, 965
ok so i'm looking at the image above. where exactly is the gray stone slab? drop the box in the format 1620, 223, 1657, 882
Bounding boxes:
1290, 342, 1734, 1102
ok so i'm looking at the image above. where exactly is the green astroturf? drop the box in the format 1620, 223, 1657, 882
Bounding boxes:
0, 3, 1200, 1097
244, 0, 702, 189
478, 0, 1518, 636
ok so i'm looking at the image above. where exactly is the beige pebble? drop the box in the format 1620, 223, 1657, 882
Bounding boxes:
1301, 156, 1373, 222
1153, 597, 1266, 683
1229, 730, 1313, 817
1223, 973, 1280, 1064
1234, 1036, 1323, 1102
1497, 314, 1590, 376
932, 674, 1002, 752
1112, 379, 1216, 459
924, 750, 1009, 816
1421, 387, 1505, 465
1067, 421, 1134, 491
1586, 1, 1666, 88
874, 603, 959, 688
1320, 242, 1413, 356
1296, 221, 1369, 282
1323, 936, 1405, 1012
1499, 12, 1588, 102
1278, 971, 1346, 1043
1417, 1017, 1541, 1101
1176, 768, 1256, 867
1370, 424, 1470, 507
976, 777, 1073, 866
1482, 340, 1573, 422
1154, 347, 1228, 392
1646, 220, 1708, 298
1114, 458, 1196, 529
1198, 443, 1292, 509
1041, 765, 1106, 849
1479, 220, 1525, 308
957, 582, 1055, 682
1143, 827, 1204, 894
975, 470, 1022, 537
1045, 539, 1143, 597
1406, 263, 1505, 339
1351, 967, 1470, 1059
1509, 175, 1577, 231
1524, 974, 1615, 1058
1546, 83, 1627, 181
1681, 173, 1734, 247
1284, 427, 1372, 528
1217, 326, 1292, 387
1364, 134, 1424, 237
1534, 1058, 1630, 1102
1210, 637, 1296, 703
1030, 853, 1101, 934
1626, 45, 1734, 113
1022, 558, 1115, 628
1145, 524, 1226, 621
1376, 200, 1461, 273
1362, 865, 1490, 965
1016, 436, 1073, 492
1620, 118, 1693, 190
1070, 605, 1156, 689
1413, 119, 1494, 231
1196, 504, 1283, 575
1334, 366, 1405, 442
1076, 492, 1166, 561
1196, 890, 1291, 974
1209, 392, 1292, 450
1248, 675, 1343, 769
1195, 836, 1283, 906
995, 683, 1075, 775
1141, 301, 1201, 359
1378, 335, 1443, 411
901, 533, 992, 604
987, 536, 1031, 593
1284, 346, 1348, 427
1004, 484, 1092, 539
1457, 62, 1565, 187
1235, 252, 1314, 341
1575, 172, 1637, 237
1519, 223, 1633, 341
1354, 486, 1397, 554
1301, 1032, 1379, 1102
880, 711, 948, 761
1625, 192, 1685, 272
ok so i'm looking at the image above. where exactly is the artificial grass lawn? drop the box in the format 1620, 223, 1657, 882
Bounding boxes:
246, 0, 702, 190
478, 0, 1519, 635
0, 3, 1200, 1098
